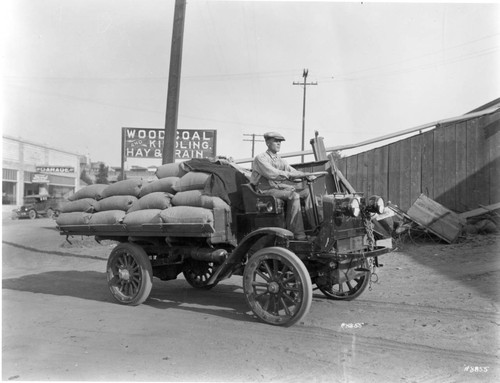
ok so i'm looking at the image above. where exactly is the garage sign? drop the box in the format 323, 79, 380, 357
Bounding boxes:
36, 166, 75, 173
122, 128, 217, 160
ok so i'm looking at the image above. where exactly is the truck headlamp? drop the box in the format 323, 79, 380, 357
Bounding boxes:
366, 195, 385, 214
256, 200, 274, 213
340, 197, 360, 217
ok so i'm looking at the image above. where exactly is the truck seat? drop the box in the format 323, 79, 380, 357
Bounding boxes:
241, 184, 284, 214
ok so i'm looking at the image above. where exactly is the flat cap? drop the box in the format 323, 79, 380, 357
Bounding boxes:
263, 131, 286, 141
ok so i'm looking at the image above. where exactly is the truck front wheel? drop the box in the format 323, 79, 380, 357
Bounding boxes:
243, 247, 312, 327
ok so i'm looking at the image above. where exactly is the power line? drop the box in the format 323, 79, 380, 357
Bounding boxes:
335, 46, 500, 81
316, 34, 500, 82
243, 133, 264, 158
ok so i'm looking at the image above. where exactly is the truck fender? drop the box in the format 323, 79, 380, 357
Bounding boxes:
234, 227, 294, 259
207, 227, 294, 285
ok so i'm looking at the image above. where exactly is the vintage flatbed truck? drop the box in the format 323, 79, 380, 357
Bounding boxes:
57, 155, 390, 327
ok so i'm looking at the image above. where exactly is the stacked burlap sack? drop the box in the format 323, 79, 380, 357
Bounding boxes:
56, 161, 230, 227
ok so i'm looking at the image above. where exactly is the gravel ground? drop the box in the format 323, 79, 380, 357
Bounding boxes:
2, 216, 499, 382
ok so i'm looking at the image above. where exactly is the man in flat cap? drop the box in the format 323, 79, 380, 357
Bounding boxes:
250, 131, 314, 240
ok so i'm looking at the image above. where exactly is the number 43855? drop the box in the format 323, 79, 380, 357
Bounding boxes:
464, 366, 489, 373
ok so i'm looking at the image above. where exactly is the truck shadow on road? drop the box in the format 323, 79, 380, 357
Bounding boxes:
147, 279, 256, 323
2, 271, 257, 324
2, 271, 112, 302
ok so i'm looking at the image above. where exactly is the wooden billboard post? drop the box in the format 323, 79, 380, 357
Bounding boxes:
162, 0, 186, 165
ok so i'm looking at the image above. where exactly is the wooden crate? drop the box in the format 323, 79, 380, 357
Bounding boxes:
407, 194, 464, 243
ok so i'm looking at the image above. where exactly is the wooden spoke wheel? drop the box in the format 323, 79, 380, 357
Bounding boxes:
243, 247, 312, 327
106, 243, 153, 305
317, 259, 370, 300
46, 208, 54, 219
183, 259, 218, 290
28, 209, 37, 220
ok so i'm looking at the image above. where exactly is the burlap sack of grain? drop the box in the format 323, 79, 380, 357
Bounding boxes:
128, 192, 173, 213
172, 190, 229, 211
160, 206, 214, 224
123, 209, 163, 225
100, 179, 143, 199
139, 177, 179, 197
56, 212, 92, 226
88, 210, 126, 225
155, 162, 187, 179
95, 195, 138, 212
173, 172, 211, 192
67, 184, 108, 201
60, 198, 98, 213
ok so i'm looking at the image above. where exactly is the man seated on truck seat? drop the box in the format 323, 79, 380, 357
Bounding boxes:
250, 131, 314, 240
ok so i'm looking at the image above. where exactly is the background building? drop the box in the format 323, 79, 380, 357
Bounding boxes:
2, 136, 85, 205
2, 135, 163, 207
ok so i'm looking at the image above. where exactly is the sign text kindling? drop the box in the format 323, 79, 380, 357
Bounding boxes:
123, 128, 216, 160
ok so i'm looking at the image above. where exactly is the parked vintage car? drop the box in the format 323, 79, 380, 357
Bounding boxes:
12, 195, 63, 219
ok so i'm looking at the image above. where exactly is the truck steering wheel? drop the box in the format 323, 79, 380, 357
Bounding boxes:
289, 171, 328, 183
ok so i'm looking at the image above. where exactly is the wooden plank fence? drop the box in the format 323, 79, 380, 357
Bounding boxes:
337, 110, 500, 213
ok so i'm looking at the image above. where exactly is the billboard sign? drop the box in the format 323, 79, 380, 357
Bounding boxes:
123, 128, 217, 160
32, 173, 50, 183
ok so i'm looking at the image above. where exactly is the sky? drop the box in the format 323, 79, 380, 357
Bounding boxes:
2, 0, 500, 168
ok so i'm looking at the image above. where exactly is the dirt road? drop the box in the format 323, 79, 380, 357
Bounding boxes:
2, 217, 499, 382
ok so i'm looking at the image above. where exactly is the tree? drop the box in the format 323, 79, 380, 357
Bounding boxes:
80, 169, 93, 185
117, 169, 126, 181
95, 163, 109, 184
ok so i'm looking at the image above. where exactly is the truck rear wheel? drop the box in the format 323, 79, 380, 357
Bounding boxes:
317, 259, 370, 300
183, 259, 218, 290
243, 247, 312, 327
106, 243, 153, 305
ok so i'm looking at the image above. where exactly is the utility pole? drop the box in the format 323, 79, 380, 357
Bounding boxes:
162, 0, 186, 164
243, 134, 264, 158
293, 69, 317, 163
